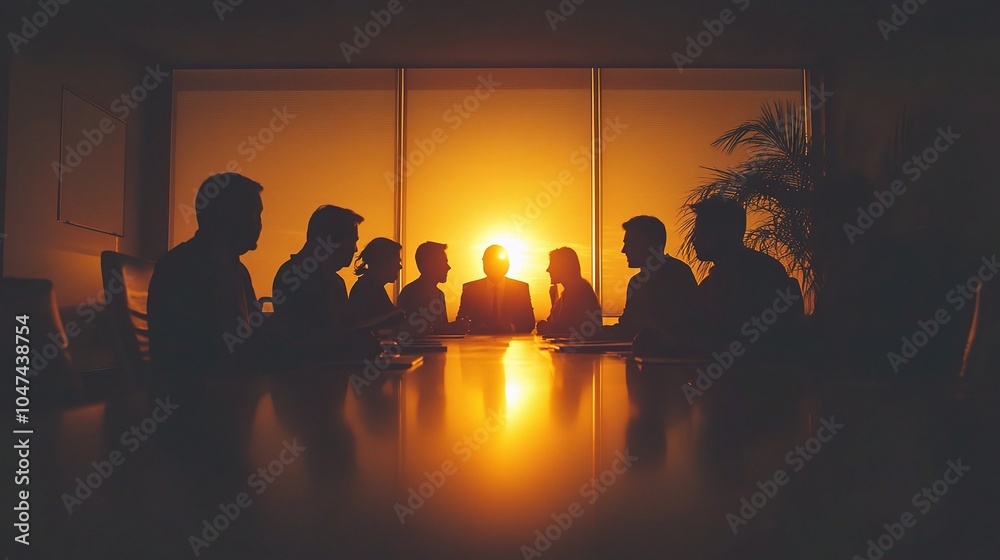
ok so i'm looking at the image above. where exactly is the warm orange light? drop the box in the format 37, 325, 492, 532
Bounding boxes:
478, 233, 529, 278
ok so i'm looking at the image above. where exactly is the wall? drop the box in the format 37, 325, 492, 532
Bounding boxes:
4, 31, 164, 305
4, 27, 171, 373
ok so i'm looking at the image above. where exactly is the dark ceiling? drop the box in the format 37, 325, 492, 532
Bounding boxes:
5, 0, 994, 69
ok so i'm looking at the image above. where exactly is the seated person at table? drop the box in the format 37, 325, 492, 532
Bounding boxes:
689, 196, 803, 347
348, 237, 406, 328
602, 215, 698, 340
536, 247, 602, 337
457, 245, 535, 334
148, 173, 266, 379
271, 205, 379, 359
397, 241, 469, 336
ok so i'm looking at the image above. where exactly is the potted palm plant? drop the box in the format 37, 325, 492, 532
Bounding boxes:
678, 100, 819, 308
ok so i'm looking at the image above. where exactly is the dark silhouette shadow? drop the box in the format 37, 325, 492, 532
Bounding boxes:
549, 352, 591, 427
354, 372, 402, 440
348, 237, 406, 329
268, 366, 356, 477
414, 354, 447, 431
154, 375, 267, 491
460, 339, 510, 417
603, 216, 699, 345
270, 205, 379, 362
623, 361, 669, 468
457, 244, 535, 334
397, 241, 470, 337
147, 173, 266, 385
687, 196, 805, 355
537, 247, 602, 337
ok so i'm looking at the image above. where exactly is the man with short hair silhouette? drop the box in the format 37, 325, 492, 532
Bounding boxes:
604, 215, 698, 340
271, 205, 378, 359
398, 242, 469, 335
148, 173, 264, 379
458, 245, 534, 334
537, 247, 601, 336
690, 196, 803, 345
273, 205, 362, 333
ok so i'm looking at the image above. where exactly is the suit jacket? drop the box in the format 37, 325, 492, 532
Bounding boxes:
458, 277, 534, 334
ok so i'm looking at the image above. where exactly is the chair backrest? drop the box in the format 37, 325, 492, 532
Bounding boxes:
101, 251, 155, 387
0, 277, 81, 404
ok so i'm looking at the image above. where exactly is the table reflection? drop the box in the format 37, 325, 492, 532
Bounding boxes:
31, 335, 996, 559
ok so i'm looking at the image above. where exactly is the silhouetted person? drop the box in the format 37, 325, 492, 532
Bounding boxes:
603, 216, 698, 340
349, 237, 405, 328
537, 247, 601, 336
397, 241, 469, 335
148, 173, 265, 381
690, 196, 803, 346
458, 245, 535, 334
271, 205, 377, 360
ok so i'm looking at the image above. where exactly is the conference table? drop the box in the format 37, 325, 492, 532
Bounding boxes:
27, 335, 998, 559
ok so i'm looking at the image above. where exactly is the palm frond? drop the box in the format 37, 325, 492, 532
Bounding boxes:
679, 100, 819, 305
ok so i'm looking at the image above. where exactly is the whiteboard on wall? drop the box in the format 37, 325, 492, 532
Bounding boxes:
57, 86, 127, 237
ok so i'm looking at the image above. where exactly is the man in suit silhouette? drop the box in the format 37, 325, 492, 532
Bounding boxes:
148, 173, 264, 379
458, 245, 535, 334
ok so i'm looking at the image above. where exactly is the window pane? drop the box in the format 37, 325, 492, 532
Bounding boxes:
171, 69, 398, 298
600, 68, 804, 316
403, 69, 593, 323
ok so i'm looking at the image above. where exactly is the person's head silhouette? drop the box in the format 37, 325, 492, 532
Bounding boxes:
415, 241, 450, 284
194, 173, 263, 255
546, 247, 582, 285
305, 205, 364, 271
621, 216, 666, 269
482, 245, 510, 282
354, 237, 402, 284
690, 196, 746, 262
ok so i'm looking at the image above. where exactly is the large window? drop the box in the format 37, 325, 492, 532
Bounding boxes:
171, 70, 398, 299
403, 69, 593, 322
171, 68, 807, 319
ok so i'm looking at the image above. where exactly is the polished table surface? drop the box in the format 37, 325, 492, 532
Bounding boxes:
28, 335, 1000, 559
